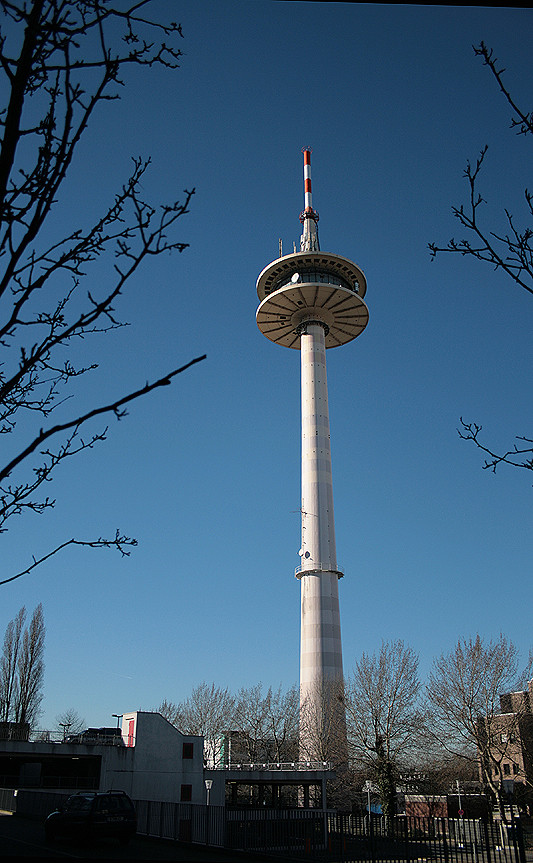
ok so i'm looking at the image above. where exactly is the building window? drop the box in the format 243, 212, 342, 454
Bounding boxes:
182, 742, 194, 759
180, 784, 192, 802
271, 269, 355, 295
513, 763, 520, 775
503, 763, 511, 775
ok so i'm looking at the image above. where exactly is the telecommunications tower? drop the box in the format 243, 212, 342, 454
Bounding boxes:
255, 149, 369, 758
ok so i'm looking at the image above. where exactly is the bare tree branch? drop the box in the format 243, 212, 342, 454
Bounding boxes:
0, 354, 206, 485
0, 2, 204, 581
0, 531, 138, 586
429, 43, 533, 479
458, 419, 533, 475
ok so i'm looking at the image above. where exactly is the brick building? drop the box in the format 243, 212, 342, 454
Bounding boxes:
478, 679, 533, 807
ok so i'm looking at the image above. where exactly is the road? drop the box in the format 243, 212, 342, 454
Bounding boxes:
0, 812, 265, 860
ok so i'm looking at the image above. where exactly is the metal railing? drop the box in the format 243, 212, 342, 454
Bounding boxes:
325, 813, 527, 863
295, 562, 344, 578
211, 761, 333, 772
9, 729, 133, 746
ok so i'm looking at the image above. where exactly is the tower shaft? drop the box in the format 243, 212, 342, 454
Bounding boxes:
298, 322, 345, 759
300, 323, 337, 574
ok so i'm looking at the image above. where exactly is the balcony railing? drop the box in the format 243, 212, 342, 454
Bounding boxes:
4, 729, 132, 746
210, 761, 333, 772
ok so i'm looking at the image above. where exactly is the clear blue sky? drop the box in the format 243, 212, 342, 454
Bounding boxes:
2, 1, 532, 730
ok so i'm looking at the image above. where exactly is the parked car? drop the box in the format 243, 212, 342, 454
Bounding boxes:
45, 790, 136, 845
64, 726, 124, 745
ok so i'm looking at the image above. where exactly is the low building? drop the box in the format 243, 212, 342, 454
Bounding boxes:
404, 794, 488, 819
0, 711, 332, 812
405, 795, 448, 818
0, 710, 207, 806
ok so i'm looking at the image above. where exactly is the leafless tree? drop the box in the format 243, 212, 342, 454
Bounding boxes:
0, 603, 44, 726
159, 682, 235, 767
0, 0, 206, 585
14, 602, 45, 724
429, 42, 532, 478
157, 698, 183, 728
55, 706, 84, 737
265, 684, 299, 763
426, 633, 525, 819
0, 604, 25, 721
233, 683, 269, 763
233, 683, 299, 764
343, 640, 423, 818
161, 682, 300, 767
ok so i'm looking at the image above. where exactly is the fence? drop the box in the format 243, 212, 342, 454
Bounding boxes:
135, 803, 527, 863
1, 788, 528, 863
0, 787, 17, 812
324, 813, 527, 863
135, 799, 226, 847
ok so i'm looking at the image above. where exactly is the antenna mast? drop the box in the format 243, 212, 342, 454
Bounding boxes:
299, 147, 320, 252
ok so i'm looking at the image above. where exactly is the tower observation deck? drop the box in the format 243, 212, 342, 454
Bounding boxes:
255, 149, 369, 761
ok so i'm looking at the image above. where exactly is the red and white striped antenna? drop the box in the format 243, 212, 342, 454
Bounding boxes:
300, 147, 320, 252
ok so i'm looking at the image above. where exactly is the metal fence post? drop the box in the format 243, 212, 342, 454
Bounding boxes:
510, 809, 526, 863
323, 810, 330, 860
173, 802, 179, 841
403, 816, 411, 863
441, 817, 449, 863
483, 818, 492, 863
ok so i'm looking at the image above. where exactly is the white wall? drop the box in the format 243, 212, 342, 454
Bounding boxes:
100, 711, 205, 803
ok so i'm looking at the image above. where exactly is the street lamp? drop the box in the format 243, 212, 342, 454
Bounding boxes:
59, 722, 71, 742
204, 780, 213, 846
363, 780, 377, 833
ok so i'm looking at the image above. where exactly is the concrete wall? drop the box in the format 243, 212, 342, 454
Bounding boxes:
99, 711, 206, 804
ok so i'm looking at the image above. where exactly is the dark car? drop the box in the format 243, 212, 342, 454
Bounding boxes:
45, 790, 136, 845
64, 727, 124, 745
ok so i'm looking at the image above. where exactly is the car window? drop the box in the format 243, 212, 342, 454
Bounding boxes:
65, 796, 92, 813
